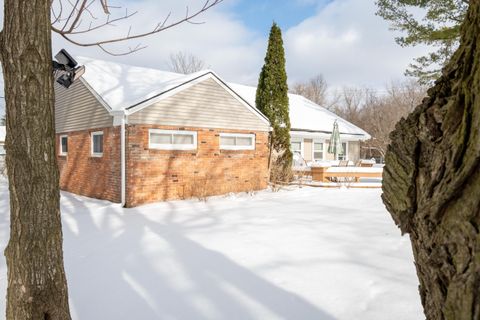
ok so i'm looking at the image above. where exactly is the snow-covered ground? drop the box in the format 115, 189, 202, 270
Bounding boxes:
0, 181, 423, 320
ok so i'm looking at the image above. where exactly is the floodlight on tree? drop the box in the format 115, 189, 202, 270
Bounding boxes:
52, 49, 85, 89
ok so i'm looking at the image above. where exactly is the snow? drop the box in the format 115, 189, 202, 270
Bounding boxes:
0, 73, 4, 116
75, 58, 369, 139
323, 167, 383, 173
76, 57, 214, 112
0, 181, 422, 320
230, 83, 370, 139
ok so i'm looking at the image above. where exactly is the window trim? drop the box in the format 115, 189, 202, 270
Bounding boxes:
336, 141, 348, 161
312, 140, 325, 161
219, 133, 255, 150
149, 129, 197, 150
59, 134, 68, 156
290, 140, 302, 156
290, 138, 304, 158
91, 131, 104, 157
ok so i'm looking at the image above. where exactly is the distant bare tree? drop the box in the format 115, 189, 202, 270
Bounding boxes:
168, 51, 206, 74
332, 81, 426, 160
332, 86, 371, 125
291, 74, 328, 106
360, 80, 426, 157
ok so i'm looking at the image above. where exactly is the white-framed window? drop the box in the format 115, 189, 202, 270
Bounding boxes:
290, 141, 302, 155
219, 133, 255, 150
313, 142, 324, 160
91, 131, 104, 157
0, 144, 5, 155
337, 142, 348, 161
149, 129, 197, 150
59, 135, 68, 156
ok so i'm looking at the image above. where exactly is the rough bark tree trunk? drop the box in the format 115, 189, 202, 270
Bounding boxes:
382, 2, 480, 320
0, 1, 72, 319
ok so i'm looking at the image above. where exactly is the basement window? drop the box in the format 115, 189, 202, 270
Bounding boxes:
91, 131, 104, 157
220, 133, 255, 150
59, 135, 68, 156
149, 129, 197, 150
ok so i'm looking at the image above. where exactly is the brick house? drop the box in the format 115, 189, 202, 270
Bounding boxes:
55, 58, 271, 207
231, 85, 371, 165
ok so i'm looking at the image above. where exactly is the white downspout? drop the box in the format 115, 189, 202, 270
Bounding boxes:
121, 115, 126, 207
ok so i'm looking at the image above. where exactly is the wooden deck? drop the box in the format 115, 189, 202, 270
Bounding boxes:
310, 166, 383, 183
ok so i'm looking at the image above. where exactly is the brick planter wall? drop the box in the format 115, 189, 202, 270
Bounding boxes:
126, 124, 270, 207
57, 127, 121, 202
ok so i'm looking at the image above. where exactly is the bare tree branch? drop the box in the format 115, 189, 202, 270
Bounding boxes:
51, 0, 223, 55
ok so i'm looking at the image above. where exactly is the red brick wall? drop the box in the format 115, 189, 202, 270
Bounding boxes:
126, 125, 270, 207
57, 127, 121, 202
56, 125, 270, 207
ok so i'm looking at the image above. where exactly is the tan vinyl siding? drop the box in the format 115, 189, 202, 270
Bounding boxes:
348, 141, 360, 162
303, 139, 313, 161
55, 80, 112, 133
129, 78, 269, 131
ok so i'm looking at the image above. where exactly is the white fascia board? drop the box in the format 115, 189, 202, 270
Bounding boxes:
79, 77, 112, 113
111, 111, 127, 126
125, 73, 214, 116
207, 75, 271, 126
290, 130, 370, 141
125, 72, 271, 127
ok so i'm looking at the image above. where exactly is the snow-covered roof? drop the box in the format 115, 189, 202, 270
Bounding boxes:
75, 57, 369, 139
77, 57, 216, 112
0, 126, 5, 142
230, 84, 370, 139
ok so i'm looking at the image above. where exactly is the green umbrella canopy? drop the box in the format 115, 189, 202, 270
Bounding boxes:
328, 120, 344, 155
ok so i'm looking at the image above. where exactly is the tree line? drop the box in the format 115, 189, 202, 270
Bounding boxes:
292, 75, 426, 161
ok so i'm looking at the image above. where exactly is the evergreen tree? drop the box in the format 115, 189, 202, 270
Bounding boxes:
376, 0, 468, 84
256, 22, 292, 180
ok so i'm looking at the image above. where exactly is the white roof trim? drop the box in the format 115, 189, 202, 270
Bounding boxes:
208, 75, 270, 126
124, 72, 270, 126
290, 130, 371, 141
79, 77, 112, 113
124, 72, 211, 115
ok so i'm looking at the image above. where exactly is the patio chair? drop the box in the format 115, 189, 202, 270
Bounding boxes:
338, 160, 349, 167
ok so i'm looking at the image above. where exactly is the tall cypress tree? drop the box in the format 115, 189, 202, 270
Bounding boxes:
256, 22, 292, 179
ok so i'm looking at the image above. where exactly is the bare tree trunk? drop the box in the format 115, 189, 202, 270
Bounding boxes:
382, 2, 480, 320
1, 1, 72, 319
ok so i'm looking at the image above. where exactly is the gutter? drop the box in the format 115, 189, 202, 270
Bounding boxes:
120, 115, 126, 207
112, 111, 127, 207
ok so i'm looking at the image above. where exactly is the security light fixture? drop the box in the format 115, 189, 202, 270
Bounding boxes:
56, 65, 85, 89
55, 49, 78, 69
52, 49, 85, 89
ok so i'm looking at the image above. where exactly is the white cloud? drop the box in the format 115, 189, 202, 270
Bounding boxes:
284, 0, 429, 89
0, 0, 430, 114
50, 0, 266, 85
60, 0, 428, 89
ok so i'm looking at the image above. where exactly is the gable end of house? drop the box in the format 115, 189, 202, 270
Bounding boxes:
127, 77, 271, 132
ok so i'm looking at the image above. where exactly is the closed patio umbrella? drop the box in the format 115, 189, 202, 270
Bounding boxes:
328, 120, 343, 159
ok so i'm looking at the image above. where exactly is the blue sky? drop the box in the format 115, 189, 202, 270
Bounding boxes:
0, 0, 430, 115
231, 0, 331, 34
